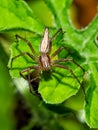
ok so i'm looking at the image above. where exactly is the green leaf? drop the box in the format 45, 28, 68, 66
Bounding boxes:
44, 0, 61, 27
0, 46, 14, 130
45, 0, 98, 62
85, 62, 98, 128
44, 0, 98, 127
8, 36, 41, 78
0, 0, 45, 34
6, 0, 98, 127
39, 65, 83, 104
9, 32, 84, 104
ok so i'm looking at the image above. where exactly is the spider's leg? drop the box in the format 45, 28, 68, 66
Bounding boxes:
20, 65, 40, 96
51, 46, 71, 59
53, 58, 85, 73
50, 28, 62, 42
15, 34, 37, 57
27, 68, 37, 94
53, 64, 86, 96
30, 77, 39, 82
20, 66, 38, 80
11, 52, 36, 68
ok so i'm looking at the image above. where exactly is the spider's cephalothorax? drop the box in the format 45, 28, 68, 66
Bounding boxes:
11, 27, 85, 95
39, 54, 51, 71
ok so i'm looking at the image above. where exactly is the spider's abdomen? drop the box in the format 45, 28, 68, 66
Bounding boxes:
39, 54, 51, 71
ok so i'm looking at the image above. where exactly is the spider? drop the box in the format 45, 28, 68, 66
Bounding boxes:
11, 27, 85, 96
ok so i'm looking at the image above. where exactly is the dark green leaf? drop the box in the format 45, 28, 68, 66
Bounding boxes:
43, 102, 72, 115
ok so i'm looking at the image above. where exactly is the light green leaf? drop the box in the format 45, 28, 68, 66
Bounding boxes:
0, 0, 45, 34
39, 66, 83, 104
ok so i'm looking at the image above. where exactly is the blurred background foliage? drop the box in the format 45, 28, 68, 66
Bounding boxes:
0, 0, 98, 130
